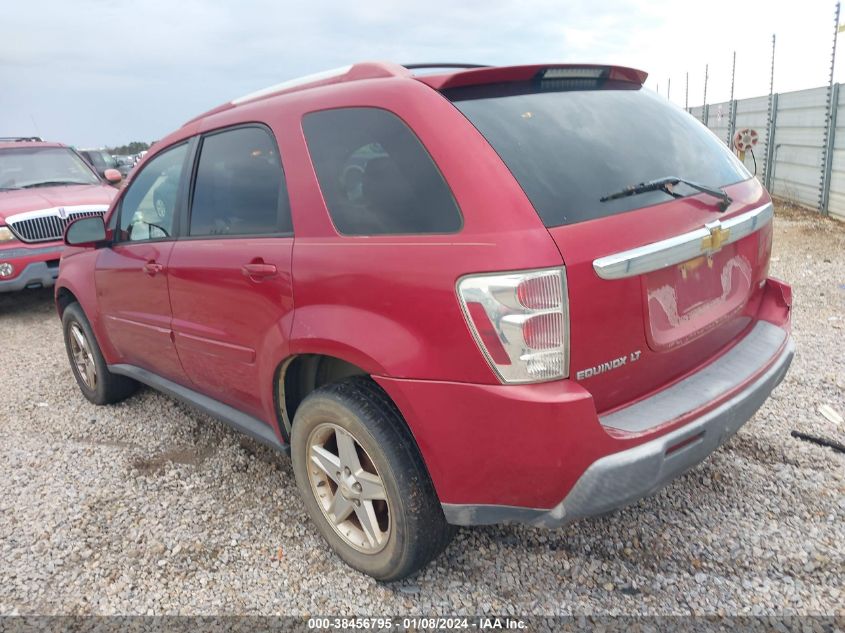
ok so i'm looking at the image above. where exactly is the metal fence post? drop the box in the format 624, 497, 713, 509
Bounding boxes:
821, 83, 840, 213
728, 99, 739, 149
765, 93, 779, 191
819, 2, 840, 214
762, 35, 776, 187
726, 52, 736, 146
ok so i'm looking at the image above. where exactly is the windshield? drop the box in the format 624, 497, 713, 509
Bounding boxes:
0, 146, 100, 189
446, 82, 750, 227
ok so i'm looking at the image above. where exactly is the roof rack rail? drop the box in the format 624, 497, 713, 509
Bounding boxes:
0, 136, 43, 142
403, 63, 489, 70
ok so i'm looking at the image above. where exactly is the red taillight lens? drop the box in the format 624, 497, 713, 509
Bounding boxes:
522, 313, 563, 350
457, 267, 569, 383
517, 274, 563, 310
465, 301, 511, 365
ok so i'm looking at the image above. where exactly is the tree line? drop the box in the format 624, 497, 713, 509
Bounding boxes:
105, 141, 152, 155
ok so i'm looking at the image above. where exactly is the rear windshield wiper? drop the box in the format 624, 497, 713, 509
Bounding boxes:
600, 177, 732, 212
21, 180, 90, 189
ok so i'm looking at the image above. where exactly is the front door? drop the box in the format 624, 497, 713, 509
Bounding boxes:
95, 142, 190, 381
167, 125, 295, 419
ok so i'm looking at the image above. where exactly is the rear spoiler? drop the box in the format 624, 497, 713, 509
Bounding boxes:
416, 64, 648, 91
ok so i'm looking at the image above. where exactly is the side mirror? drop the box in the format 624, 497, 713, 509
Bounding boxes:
103, 168, 122, 184
65, 216, 107, 247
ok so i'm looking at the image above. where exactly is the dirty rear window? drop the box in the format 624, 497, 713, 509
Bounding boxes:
303, 107, 462, 235
446, 82, 750, 227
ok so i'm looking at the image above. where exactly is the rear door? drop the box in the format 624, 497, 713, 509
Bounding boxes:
447, 77, 773, 412
167, 124, 294, 420
95, 142, 190, 381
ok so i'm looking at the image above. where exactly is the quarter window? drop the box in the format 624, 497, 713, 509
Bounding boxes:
303, 107, 462, 235
189, 126, 291, 236
119, 143, 187, 242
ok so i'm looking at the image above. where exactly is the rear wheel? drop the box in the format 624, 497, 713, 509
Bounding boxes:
62, 303, 137, 405
291, 376, 454, 581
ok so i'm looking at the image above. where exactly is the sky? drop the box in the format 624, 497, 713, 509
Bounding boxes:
0, 0, 838, 148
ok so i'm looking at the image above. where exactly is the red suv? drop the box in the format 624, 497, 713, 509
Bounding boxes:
55, 63, 793, 581
0, 138, 121, 292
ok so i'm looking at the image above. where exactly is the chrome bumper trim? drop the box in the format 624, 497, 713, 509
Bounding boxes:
592, 202, 773, 280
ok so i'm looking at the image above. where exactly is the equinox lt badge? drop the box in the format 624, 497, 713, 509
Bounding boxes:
576, 350, 641, 380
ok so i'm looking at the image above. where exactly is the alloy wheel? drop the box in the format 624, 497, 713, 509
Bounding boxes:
306, 422, 391, 553
69, 322, 97, 390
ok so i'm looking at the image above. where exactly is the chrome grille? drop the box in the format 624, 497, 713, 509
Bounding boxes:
7, 210, 106, 243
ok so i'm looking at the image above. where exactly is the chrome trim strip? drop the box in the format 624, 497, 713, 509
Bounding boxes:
592, 202, 774, 280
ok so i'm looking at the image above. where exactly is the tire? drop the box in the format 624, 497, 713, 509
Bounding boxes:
291, 376, 455, 581
62, 302, 138, 405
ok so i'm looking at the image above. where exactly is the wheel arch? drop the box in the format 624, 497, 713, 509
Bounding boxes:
55, 285, 79, 317
278, 354, 445, 506
275, 353, 369, 437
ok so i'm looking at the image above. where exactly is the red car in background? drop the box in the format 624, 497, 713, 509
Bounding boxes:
0, 139, 121, 292
55, 62, 793, 581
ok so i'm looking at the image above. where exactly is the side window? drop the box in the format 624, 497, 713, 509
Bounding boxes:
189, 126, 291, 237
302, 107, 462, 235
119, 143, 187, 242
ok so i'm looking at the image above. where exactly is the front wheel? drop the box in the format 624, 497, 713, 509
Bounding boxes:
291, 376, 454, 581
62, 302, 138, 405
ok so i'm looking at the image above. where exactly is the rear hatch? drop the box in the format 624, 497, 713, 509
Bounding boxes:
440, 67, 773, 412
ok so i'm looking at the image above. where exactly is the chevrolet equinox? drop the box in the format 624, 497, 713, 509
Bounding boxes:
56, 62, 794, 580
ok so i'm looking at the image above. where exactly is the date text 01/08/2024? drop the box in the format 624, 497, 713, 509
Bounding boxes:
306, 616, 528, 630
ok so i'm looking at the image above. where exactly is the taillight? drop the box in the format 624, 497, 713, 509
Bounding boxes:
758, 221, 774, 282
457, 267, 569, 383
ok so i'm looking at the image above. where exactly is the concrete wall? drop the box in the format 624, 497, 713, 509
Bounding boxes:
694, 84, 845, 221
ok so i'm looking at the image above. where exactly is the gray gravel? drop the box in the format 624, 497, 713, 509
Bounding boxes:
0, 203, 842, 616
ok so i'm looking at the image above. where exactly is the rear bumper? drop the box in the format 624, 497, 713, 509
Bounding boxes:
441, 328, 793, 527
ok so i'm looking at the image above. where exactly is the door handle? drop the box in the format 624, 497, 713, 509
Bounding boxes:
142, 260, 164, 276
241, 262, 278, 279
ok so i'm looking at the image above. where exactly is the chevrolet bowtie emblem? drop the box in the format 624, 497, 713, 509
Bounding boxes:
701, 221, 730, 254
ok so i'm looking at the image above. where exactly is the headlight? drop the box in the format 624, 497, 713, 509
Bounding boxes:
0, 226, 16, 242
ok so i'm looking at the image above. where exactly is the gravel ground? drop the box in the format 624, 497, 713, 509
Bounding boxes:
0, 203, 842, 616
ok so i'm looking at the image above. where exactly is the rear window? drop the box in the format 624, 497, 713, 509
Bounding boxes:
446, 82, 750, 227
303, 107, 462, 235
